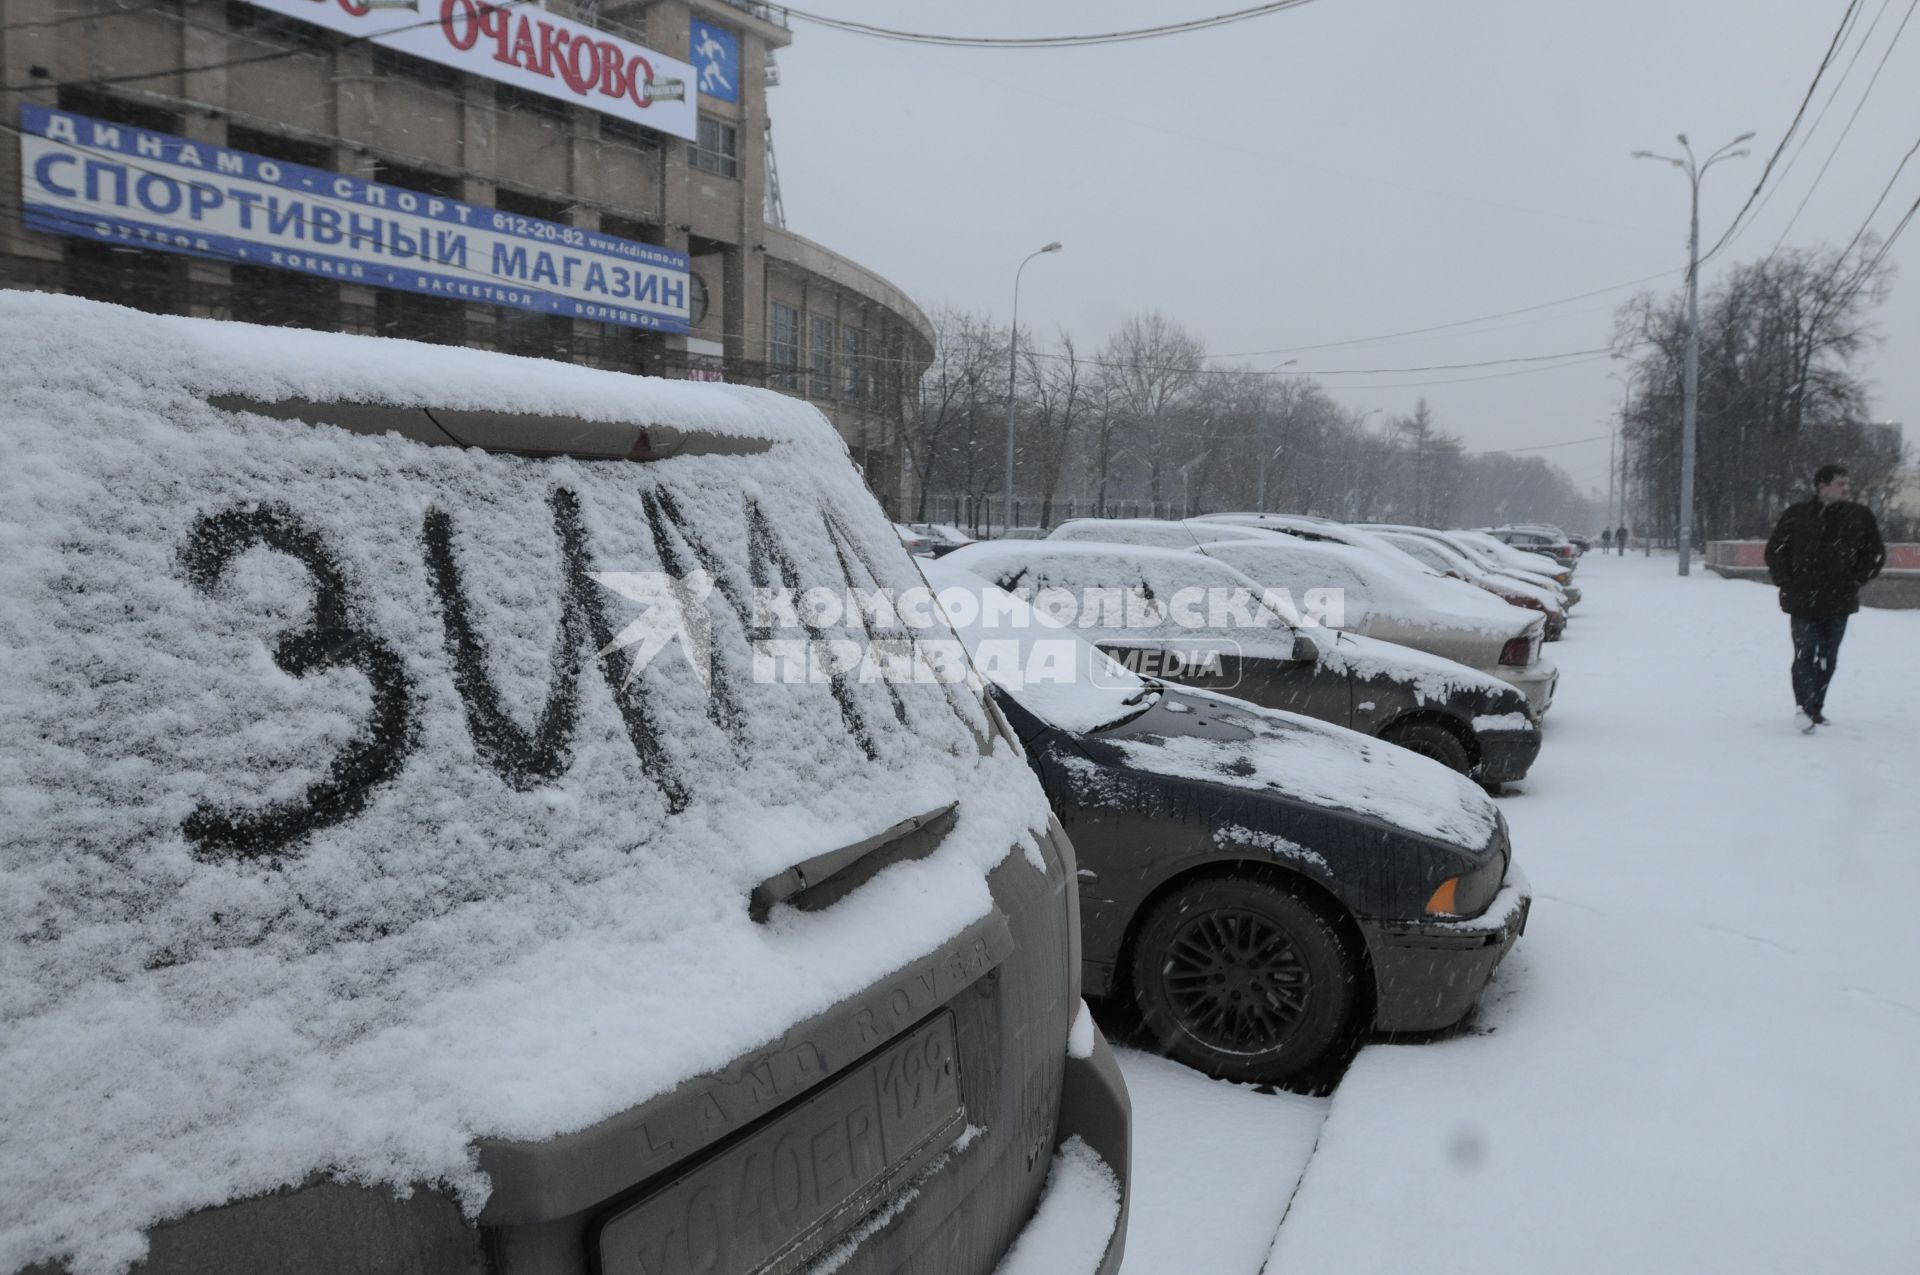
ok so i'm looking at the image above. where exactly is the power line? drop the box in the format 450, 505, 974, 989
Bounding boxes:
1772, 0, 1919, 249
775, 0, 1324, 49
1836, 185, 1920, 308
1701, 0, 1864, 264
1837, 132, 1920, 262
1318, 352, 1620, 392
1482, 432, 1611, 455
1303, 346, 1621, 376
1747, 0, 1882, 233
1202, 269, 1681, 359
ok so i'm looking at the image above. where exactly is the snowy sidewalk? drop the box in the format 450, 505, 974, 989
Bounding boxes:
1267, 553, 1920, 1273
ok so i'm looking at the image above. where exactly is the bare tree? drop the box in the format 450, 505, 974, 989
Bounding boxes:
1020, 329, 1085, 527
1613, 242, 1894, 542
909, 308, 1006, 521
1099, 312, 1205, 507
1084, 375, 1127, 516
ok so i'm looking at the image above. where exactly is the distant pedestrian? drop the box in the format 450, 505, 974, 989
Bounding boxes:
1600, 528, 1613, 551
1616, 525, 1629, 556
1763, 464, 1887, 729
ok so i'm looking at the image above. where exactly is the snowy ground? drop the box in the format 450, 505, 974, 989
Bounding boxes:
1117, 551, 1920, 1274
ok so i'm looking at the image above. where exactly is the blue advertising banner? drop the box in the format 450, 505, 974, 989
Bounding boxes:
19, 104, 691, 333
689, 21, 740, 104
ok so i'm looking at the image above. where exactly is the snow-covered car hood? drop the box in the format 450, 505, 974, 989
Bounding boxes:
1089, 687, 1501, 852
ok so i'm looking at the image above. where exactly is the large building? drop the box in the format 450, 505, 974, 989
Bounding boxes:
0, 0, 931, 513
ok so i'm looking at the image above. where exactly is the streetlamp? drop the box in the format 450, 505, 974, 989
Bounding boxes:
1003, 241, 1062, 534
1632, 131, 1753, 574
1179, 448, 1211, 519
1606, 367, 1637, 534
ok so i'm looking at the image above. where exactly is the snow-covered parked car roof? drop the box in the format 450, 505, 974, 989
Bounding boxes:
0, 293, 1055, 1274
1046, 517, 1270, 551
1197, 536, 1539, 640
937, 538, 1523, 709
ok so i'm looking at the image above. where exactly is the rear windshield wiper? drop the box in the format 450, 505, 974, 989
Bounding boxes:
749, 804, 958, 922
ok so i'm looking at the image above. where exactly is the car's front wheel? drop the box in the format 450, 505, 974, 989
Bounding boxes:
1379, 717, 1472, 773
1130, 877, 1359, 1084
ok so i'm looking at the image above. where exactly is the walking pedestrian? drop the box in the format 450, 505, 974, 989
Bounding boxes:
1763, 464, 1887, 729
1600, 528, 1613, 551
1616, 524, 1629, 556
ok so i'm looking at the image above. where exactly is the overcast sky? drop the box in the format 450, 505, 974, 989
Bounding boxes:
770, 0, 1919, 497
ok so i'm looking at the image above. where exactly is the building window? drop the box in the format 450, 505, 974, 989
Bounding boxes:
63, 239, 181, 316
770, 301, 801, 390
599, 212, 660, 245
377, 290, 466, 346
495, 189, 572, 224
494, 308, 574, 361
372, 44, 463, 92
691, 116, 738, 178
808, 315, 835, 398
57, 86, 179, 134
225, 125, 332, 172
227, 0, 340, 48
231, 263, 336, 331
841, 327, 867, 400
601, 114, 660, 149
372, 159, 463, 200
496, 80, 573, 122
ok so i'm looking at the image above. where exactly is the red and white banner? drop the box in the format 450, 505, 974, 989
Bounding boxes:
241, 0, 698, 141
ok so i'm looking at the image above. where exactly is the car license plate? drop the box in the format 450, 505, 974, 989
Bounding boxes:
597, 1013, 964, 1275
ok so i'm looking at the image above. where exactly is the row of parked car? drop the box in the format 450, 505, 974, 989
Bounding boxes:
2, 293, 1571, 1275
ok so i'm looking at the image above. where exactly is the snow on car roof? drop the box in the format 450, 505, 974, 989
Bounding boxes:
0, 293, 1050, 1275
940, 539, 1306, 640
1199, 537, 1530, 635
1047, 518, 1270, 550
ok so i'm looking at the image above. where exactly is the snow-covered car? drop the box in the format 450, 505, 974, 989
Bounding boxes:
1449, 529, 1582, 606
0, 294, 1129, 1275
894, 521, 938, 556
925, 563, 1531, 1084
1192, 512, 1571, 633
1199, 537, 1559, 717
1484, 525, 1579, 571
908, 522, 976, 557
939, 540, 1543, 783
1195, 512, 1458, 579
1367, 524, 1575, 606
1365, 527, 1568, 640
1048, 517, 1271, 552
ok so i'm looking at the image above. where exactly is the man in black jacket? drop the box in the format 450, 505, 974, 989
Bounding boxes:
1764, 464, 1887, 728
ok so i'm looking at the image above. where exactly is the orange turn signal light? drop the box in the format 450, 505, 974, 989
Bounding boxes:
1426, 877, 1459, 915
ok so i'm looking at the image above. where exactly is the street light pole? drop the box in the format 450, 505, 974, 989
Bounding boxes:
1633, 132, 1752, 575
1607, 368, 1635, 533
1003, 241, 1062, 534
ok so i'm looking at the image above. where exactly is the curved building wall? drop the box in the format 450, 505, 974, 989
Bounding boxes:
0, 0, 930, 514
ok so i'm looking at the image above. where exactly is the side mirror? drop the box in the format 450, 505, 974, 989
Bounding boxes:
1290, 630, 1320, 662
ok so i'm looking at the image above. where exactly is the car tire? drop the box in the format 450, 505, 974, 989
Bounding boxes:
1129, 878, 1359, 1085
1380, 718, 1472, 774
